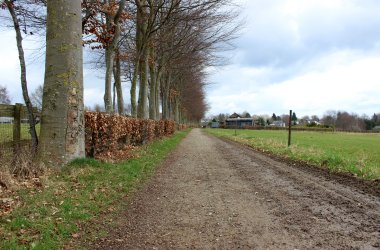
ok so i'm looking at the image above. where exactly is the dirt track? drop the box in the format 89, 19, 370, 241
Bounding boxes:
87, 128, 380, 249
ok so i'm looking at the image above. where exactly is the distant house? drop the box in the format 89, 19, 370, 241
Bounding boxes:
0, 117, 13, 124
225, 113, 254, 128
211, 121, 220, 128
270, 120, 286, 127
373, 126, 380, 132
309, 120, 321, 126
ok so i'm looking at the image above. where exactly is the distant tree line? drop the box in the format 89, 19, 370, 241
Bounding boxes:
321, 110, 380, 131
209, 110, 380, 131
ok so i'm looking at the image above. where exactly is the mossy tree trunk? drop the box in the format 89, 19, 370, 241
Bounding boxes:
38, 0, 84, 166
114, 52, 124, 114
104, 44, 114, 113
136, 0, 149, 119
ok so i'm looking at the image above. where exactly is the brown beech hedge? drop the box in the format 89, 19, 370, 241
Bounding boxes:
85, 112, 178, 160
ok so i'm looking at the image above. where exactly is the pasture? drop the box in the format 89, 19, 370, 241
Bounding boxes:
205, 128, 380, 180
0, 123, 40, 143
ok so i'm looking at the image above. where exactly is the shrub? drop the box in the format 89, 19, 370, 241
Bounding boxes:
85, 112, 177, 160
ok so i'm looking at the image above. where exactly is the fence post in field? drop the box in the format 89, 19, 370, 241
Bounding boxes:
288, 110, 292, 147
13, 103, 22, 153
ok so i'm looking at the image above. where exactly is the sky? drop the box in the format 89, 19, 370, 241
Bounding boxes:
1, 0, 380, 118
207, 0, 380, 118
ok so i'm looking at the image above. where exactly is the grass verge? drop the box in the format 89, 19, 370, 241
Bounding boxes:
0, 129, 190, 249
205, 128, 380, 180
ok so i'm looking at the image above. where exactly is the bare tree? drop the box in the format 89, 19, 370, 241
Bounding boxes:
149, 0, 239, 121
322, 110, 337, 127
281, 114, 290, 124
82, 0, 240, 121
311, 115, 320, 122
30, 84, 43, 111
3, 0, 40, 153
81, 0, 129, 114
335, 111, 365, 131
103, 0, 126, 113
0, 85, 11, 104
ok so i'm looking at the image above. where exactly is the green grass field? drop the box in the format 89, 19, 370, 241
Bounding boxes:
0, 124, 40, 143
205, 128, 380, 180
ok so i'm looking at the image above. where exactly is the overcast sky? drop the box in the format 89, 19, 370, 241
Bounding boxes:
207, 0, 380, 117
1, 0, 380, 118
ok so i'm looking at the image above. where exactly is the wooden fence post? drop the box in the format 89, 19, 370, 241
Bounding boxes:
13, 103, 22, 152
288, 110, 292, 147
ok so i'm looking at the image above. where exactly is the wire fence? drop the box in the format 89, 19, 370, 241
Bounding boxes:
0, 103, 39, 160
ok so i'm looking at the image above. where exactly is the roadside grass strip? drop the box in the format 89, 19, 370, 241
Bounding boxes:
205, 129, 380, 180
0, 129, 190, 249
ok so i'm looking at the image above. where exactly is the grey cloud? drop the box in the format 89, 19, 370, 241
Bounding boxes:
235, 0, 380, 68
299, 3, 380, 51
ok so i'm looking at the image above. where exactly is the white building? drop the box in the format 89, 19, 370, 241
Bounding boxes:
0, 117, 13, 124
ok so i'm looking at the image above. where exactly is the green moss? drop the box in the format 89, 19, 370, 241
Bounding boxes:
56, 70, 79, 87
59, 43, 76, 52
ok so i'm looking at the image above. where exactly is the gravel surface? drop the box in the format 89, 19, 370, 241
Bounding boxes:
83, 128, 380, 249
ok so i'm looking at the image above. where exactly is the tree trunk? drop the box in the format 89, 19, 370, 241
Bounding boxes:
161, 72, 171, 119
155, 71, 161, 120
136, 0, 149, 119
38, 0, 84, 166
131, 0, 144, 118
104, 45, 114, 113
112, 76, 116, 112
174, 96, 180, 123
137, 51, 149, 119
130, 59, 139, 117
149, 47, 157, 120
6, 0, 38, 154
169, 97, 174, 120
162, 89, 168, 119
103, 0, 126, 113
114, 53, 124, 114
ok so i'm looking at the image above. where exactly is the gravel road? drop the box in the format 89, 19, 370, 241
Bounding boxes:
88, 128, 380, 249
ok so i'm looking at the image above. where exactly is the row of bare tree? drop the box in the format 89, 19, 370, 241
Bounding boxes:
1, 0, 239, 165
2, 0, 238, 121
84, 0, 238, 122
321, 111, 380, 131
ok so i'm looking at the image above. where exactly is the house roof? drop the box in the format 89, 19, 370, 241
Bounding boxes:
226, 118, 253, 121
229, 112, 241, 118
